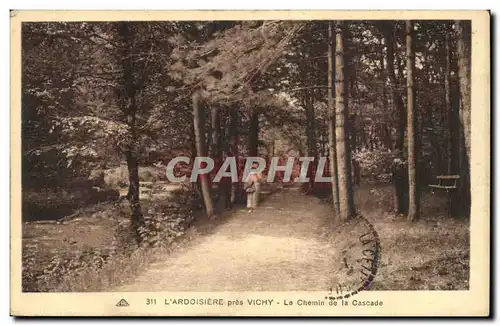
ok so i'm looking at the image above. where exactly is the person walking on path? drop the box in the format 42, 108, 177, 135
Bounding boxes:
245, 162, 263, 212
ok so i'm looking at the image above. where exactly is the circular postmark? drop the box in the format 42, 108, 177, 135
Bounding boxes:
325, 214, 381, 301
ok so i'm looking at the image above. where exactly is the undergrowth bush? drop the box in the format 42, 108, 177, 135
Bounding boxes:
353, 149, 398, 183
138, 189, 195, 247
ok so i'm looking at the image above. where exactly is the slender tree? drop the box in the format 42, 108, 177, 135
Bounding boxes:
327, 21, 340, 214
193, 92, 214, 218
406, 20, 420, 221
229, 107, 239, 204
304, 90, 318, 190
381, 21, 408, 214
118, 22, 144, 239
455, 20, 472, 217
456, 20, 471, 167
210, 105, 221, 197
335, 21, 355, 221
444, 32, 455, 174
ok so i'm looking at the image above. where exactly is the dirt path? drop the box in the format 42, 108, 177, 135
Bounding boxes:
114, 186, 339, 292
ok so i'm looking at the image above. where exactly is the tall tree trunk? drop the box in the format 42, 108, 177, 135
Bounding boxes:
328, 21, 340, 215
406, 20, 420, 221
456, 21, 471, 168
345, 28, 356, 160
444, 32, 455, 174
248, 107, 259, 157
210, 106, 221, 197
118, 22, 144, 240
125, 150, 142, 232
381, 21, 408, 214
456, 20, 471, 217
305, 91, 318, 190
229, 108, 239, 204
193, 92, 214, 218
335, 20, 355, 221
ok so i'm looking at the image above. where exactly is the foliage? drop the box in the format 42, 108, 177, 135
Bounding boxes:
353, 149, 398, 182
23, 20, 465, 189
170, 21, 306, 105
138, 190, 195, 247
22, 22, 193, 191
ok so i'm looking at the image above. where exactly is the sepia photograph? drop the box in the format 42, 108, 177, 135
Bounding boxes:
10, 10, 490, 316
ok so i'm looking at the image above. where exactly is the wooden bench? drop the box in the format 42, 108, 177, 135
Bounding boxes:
429, 175, 460, 217
429, 175, 460, 191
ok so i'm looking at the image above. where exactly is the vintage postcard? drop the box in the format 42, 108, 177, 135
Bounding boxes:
10, 10, 490, 316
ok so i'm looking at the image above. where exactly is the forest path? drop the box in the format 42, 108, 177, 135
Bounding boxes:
113, 186, 340, 291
